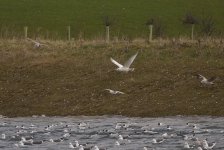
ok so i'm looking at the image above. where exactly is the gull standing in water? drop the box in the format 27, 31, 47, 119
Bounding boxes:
166, 125, 172, 130
91, 145, 100, 150
105, 89, 125, 95
162, 133, 168, 138
115, 141, 120, 146
78, 122, 87, 130
158, 122, 164, 126
15, 141, 25, 147
152, 138, 165, 144
197, 147, 203, 150
69, 142, 77, 149
68, 140, 80, 148
184, 142, 193, 149
1, 133, 6, 139
110, 52, 138, 72
196, 74, 216, 85
78, 145, 84, 150
118, 134, 124, 141
69, 142, 83, 149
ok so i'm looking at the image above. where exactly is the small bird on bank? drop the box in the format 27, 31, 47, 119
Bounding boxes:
196, 74, 216, 85
27, 38, 46, 48
105, 89, 125, 95
110, 52, 138, 72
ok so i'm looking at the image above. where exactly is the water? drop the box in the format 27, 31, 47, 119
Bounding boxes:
0, 115, 224, 150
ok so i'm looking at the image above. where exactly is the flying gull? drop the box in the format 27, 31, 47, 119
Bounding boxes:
105, 89, 125, 95
196, 74, 216, 85
27, 38, 47, 48
110, 52, 138, 72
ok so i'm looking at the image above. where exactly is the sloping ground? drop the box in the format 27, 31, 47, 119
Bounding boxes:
0, 39, 224, 117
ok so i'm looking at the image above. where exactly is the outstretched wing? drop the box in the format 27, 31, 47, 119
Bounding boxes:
27, 38, 39, 44
124, 52, 138, 68
105, 89, 113, 92
110, 58, 123, 68
117, 91, 125, 94
208, 77, 216, 82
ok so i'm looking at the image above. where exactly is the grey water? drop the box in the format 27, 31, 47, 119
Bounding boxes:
0, 115, 224, 150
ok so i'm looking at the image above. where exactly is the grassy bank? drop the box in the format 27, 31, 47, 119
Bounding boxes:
0, 0, 224, 38
0, 39, 224, 117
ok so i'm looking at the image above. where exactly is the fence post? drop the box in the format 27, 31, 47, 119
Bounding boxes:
106, 26, 110, 43
191, 24, 194, 41
67, 26, 71, 41
149, 25, 153, 42
24, 26, 28, 39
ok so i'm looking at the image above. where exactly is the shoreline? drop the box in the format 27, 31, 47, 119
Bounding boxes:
1, 114, 224, 119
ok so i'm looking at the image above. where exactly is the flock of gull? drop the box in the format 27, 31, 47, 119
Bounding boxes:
6, 39, 220, 150
26, 38, 218, 95
105, 51, 217, 95
0, 116, 221, 150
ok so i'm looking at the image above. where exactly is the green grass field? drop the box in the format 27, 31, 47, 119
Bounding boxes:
0, 0, 224, 39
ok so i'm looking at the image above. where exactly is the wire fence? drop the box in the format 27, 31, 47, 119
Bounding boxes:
0, 25, 223, 42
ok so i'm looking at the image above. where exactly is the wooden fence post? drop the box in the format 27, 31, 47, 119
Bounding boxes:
67, 26, 71, 41
106, 26, 110, 43
149, 25, 153, 42
191, 24, 194, 41
24, 26, 28, 38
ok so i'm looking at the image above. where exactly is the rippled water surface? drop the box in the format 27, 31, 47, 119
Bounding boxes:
0, 115, 224, 150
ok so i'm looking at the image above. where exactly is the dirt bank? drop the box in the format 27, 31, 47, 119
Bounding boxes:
0, 39, 224, 117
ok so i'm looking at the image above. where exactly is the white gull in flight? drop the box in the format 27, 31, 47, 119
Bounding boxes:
27, 38, 47, 48
196, 74, 216, 85
105, 89, 125, 95
110, 52, 138, 72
